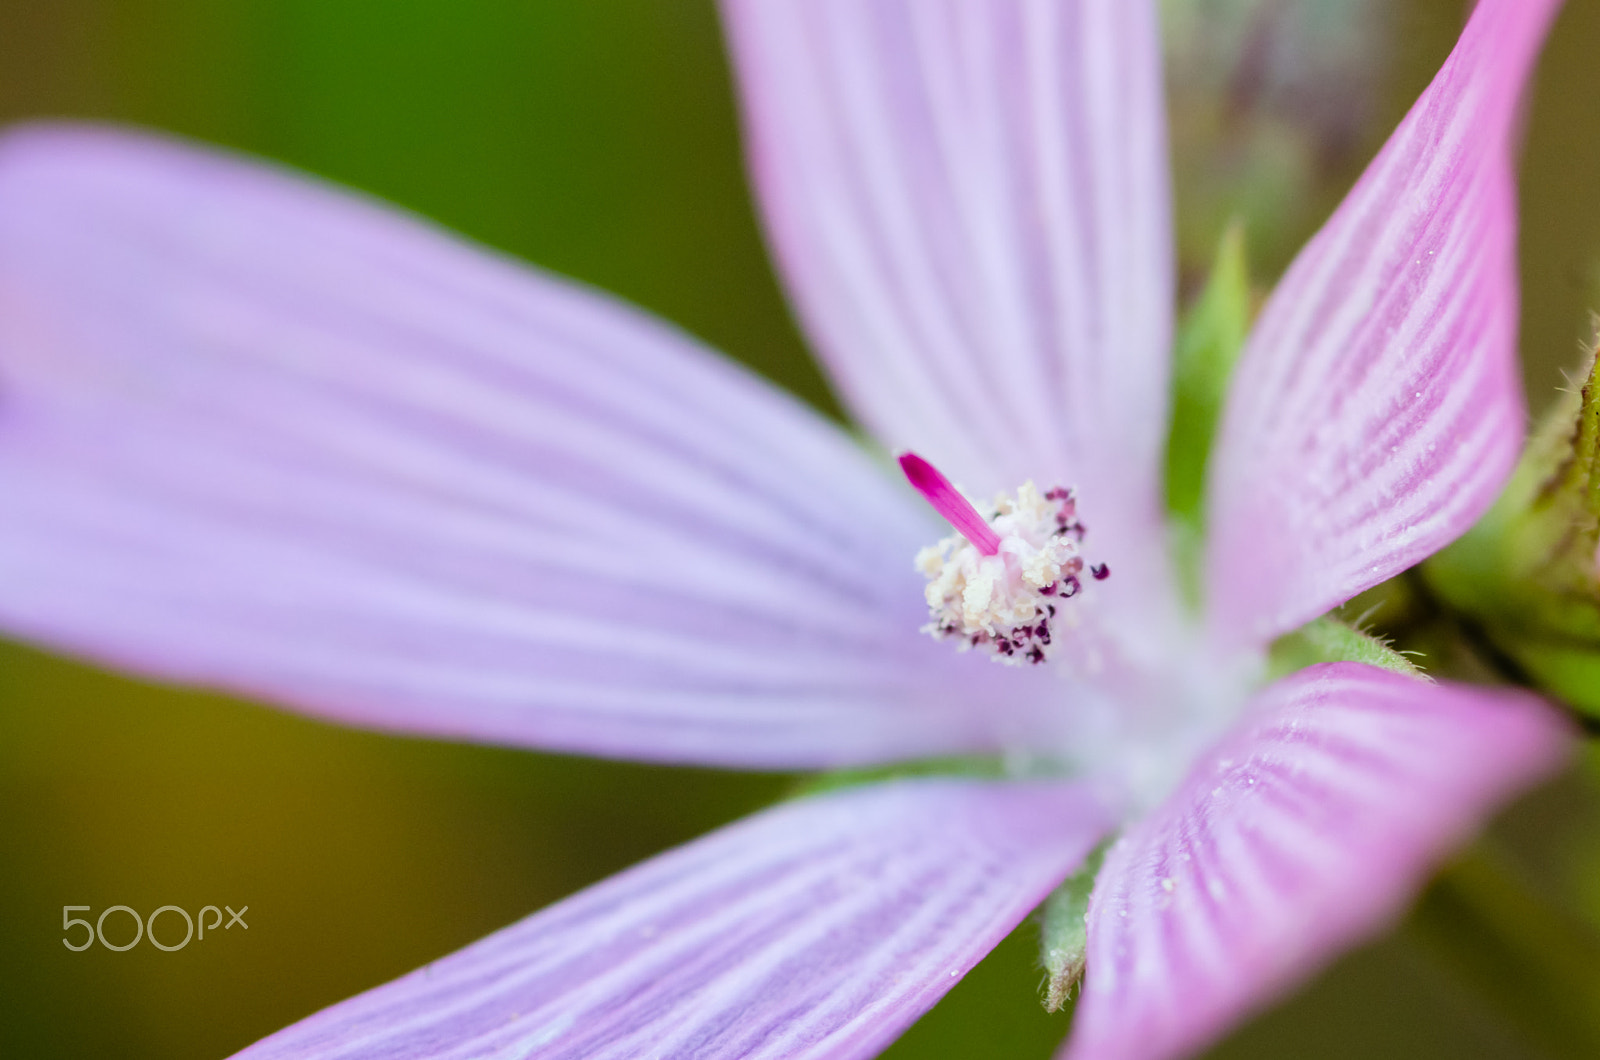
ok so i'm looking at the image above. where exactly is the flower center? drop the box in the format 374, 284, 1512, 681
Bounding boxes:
899, 452, 1108, 666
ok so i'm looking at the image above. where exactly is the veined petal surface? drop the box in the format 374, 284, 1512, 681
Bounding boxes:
722, 0, 1175, 612
235, 778, 1109, 1060
0, 124, 1043, 768
1205, 0, 1561, 645
1064, 663, 1569, 1060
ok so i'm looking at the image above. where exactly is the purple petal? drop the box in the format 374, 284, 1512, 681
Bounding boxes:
1062, 663, 1570, 1060
0, 123, 1047, 769
234, 778, 1109, 1060
721, 0, 1176, 612
1205, 0, 1562, 645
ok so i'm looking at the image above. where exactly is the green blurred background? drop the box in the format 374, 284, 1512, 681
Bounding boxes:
2, 1, 1600, 1057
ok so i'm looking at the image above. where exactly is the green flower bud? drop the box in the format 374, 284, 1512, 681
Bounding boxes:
1425, 332, 1600, 719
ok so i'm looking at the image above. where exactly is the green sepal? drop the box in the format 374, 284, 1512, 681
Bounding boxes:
789, 755, 1012, 800
1266, 614, 1422, 683
1037, 841, 1109, 1013
1425, 338, 1600, 717
1165, 221, 1252, 608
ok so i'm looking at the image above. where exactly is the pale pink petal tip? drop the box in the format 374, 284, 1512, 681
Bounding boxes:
1205, 0, 1564, 644
1063, 663, 1571, 1060
898, 451, 1001, 554
234, 778, 1110, 1060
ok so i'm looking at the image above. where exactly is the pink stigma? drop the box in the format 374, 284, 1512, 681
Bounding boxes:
898, 452, 1002, 556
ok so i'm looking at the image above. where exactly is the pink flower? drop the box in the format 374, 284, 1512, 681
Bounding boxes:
0, 1, 1572, 1057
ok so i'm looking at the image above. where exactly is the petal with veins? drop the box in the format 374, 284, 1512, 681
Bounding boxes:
0, 124, 1051, 769
1206, 0, 1562, 645
1063, 663, 1569, 1060
234, 778, 1109, 1060
722, 0, 1175, 613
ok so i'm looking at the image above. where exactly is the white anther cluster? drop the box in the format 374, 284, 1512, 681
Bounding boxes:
915, 482, 1094, 666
